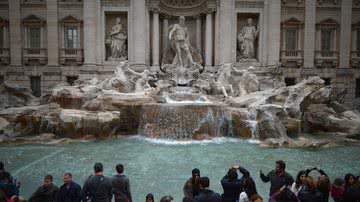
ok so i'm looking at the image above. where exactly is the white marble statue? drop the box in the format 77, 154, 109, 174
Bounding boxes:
168, 16, 196, 67
237, 18, 259, 60
106, 17, 127, 59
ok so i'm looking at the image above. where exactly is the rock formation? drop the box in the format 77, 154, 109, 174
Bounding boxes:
0, 61, 359, 147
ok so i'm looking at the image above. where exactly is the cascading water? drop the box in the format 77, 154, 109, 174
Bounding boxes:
138, 87, 232, 139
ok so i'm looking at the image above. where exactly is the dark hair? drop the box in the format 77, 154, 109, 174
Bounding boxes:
276, 160, 286, 170
295, 170, 307, 189
192, 168, 200, 175
244, 177, 257, 198
333, 178, 345, 187
276, 188, 298, 202
44, 174, 53, 182
249, 194, 263, 202
305, 176, 317, 193
0, 171, 10, 181
145, 193, 154, 201
344, 173, 356, 188
200, 176, 210, 188
116, 164, 124, 174
160, 195, 173, 202
94, 163, 103, 173
0, 162, 3, 170
227, 168, 238, 181
317, 175, 330, 194
64, 173, 72, 177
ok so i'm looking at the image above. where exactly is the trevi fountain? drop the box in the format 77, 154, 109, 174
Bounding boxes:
0, 15, 359, 201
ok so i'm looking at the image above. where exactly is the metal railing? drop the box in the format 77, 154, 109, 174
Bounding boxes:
280, 50, 303, 58
315, 51, 338, 58
59, 48, 84, 65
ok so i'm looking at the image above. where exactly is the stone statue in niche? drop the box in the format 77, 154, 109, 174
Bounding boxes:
106, 17, 127, 60
161, 16, 203, 68
160, 16, 204, 87
169, 16, 196, 67
237, 18, 259, 60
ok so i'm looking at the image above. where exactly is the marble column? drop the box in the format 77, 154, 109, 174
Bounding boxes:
131, 0, 147, 70
303, 0, 316, 68
218, 0, 235, 65
162, 16, 169, 52
339, 0, 352, 68
205, 11, 213, 67
83, 0, 97, 67
195, 15, 202, 52
9, 0, 22, 67
267, 0, 281, 66
46, 0, 59, 67
152, 11, 159, 66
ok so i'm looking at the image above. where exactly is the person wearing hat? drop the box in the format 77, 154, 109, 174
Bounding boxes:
183, 168, 201, 198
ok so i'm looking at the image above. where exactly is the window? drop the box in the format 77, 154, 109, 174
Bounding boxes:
65, 27, 79, 48
29, 27, 40, 48
285, 29, 297, 50
0, 75, 3, 84
30, 76, 41, 97
321, 77, 331, 85
66, 76, 78, 86
0, 26, 3, 48
356, 79, 360, 98
321, 29, 333, 51
285, 78, 296, 86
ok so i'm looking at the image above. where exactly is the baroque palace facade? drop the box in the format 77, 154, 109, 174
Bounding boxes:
0, 0, 360, 109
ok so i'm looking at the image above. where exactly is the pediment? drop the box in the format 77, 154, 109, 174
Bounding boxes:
60, 15, 81, 23
319, 18, 338, 25
23, 15, 44, 22
283, 17, 302, 24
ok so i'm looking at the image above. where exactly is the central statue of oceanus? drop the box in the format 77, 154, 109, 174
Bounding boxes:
160, 16, 204, 86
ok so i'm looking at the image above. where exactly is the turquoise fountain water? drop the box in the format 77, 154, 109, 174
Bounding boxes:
1, 137, 360, 202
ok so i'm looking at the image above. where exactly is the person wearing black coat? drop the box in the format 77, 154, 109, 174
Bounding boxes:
298, 175, 327, 202
343, 173, 360, 202
306, 167, 330, 202
221, 165, 250, 202
81, 163, 112, 202
57, 173, 82, 202
29, 175, 59, 202
260, 160, 294, 196
111, 164, 132, 202
194, 177, 221, 202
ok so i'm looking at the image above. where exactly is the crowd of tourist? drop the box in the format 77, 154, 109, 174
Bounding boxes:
0, 160, 359, 202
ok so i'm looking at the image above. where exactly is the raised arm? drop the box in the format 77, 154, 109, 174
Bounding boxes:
238, 166, 250, 179
260, 170, 271, 183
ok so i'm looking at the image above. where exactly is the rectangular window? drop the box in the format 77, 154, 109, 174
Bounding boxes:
285, 78, 296, 86
65, 27, 79, 49
321, 77, 331, 86
30, 76, 41, 97
28, 27, 41, 48
285, 29, 297, 50
321, 29, 333, 51
66, 76, 78, 86
0, 26, 3, 48
356, 79, 360, 98
0, 75, 4, 84
357, 30, 360, 51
